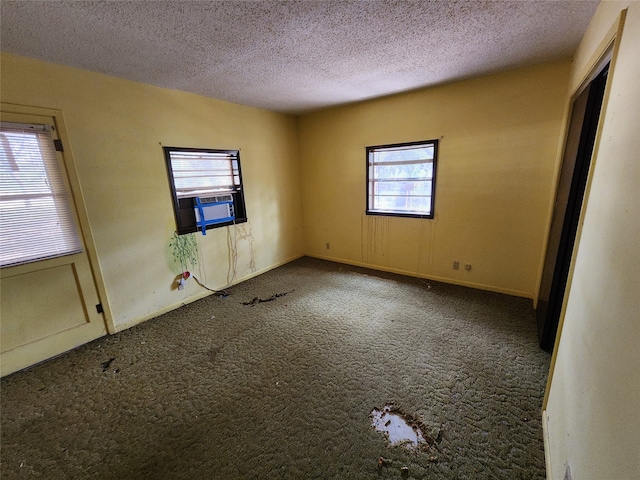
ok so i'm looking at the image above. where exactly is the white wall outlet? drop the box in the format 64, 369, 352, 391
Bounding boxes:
465, 264, 472, 271
453, 261, 459, 270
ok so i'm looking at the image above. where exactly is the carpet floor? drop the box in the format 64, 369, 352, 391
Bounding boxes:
1, 257, 550, 479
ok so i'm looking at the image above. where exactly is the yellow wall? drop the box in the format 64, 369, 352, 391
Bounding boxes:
298, 62, 571, 298
544, 2, 640, 479
0, 53, 304, 329
3, 4, 638, 473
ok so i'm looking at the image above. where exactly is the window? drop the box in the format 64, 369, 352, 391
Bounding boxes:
366, 140, 438, 218
0, 122, 83, 268
164, 147, 247, 235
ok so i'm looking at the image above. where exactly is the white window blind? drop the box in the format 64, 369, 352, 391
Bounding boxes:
0, 122, 83, 268
168, 150, 240, 198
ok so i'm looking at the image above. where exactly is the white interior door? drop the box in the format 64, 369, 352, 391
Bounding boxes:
1, 108, 108, 376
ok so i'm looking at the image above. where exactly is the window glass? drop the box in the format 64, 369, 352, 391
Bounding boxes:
367, 140, 438, 218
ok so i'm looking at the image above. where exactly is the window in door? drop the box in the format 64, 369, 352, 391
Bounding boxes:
0, 122, 83, 268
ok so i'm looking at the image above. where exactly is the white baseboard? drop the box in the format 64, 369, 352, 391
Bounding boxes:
305, 253, 534, 299
542, 409, 553, 480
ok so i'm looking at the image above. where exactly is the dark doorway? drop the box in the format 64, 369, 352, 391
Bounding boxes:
537, 64, 609, 353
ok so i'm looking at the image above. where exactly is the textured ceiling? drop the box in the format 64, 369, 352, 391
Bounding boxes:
1, 0, 599, 114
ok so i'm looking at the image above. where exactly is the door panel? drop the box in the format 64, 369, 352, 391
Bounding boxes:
1, 109, 107, 376
536, 84, 591, 350
2, 262, 90, 350
537, 65, 608, 352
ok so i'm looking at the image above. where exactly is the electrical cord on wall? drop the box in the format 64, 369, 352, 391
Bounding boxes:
181, 220, 238, 296
191, 274, 222, 293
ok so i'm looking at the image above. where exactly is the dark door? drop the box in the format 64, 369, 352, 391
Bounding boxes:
537, 64, 609, 353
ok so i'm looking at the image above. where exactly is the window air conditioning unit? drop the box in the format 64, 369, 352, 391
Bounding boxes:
194, 194, 235, 234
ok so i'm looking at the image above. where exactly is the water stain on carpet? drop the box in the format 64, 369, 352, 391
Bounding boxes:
371, 405, 428, 449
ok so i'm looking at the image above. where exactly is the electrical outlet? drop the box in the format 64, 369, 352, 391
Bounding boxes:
465, 264, 472, 271
453, 261, 459, 270
326, 242, 330, 250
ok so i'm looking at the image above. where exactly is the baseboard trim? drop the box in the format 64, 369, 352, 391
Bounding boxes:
542, 409, 553, 480
305, 253, 533, 299
114, 251, 532, 333
115, 253, 305, 333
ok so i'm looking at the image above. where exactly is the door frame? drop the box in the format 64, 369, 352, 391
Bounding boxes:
536, 62, 609, 353
541, 9, 627, 408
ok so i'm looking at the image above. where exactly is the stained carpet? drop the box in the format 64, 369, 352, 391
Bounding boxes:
1, 257, 550, 479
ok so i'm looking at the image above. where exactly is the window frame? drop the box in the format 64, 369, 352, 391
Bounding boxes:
366, 139, 439, 219
163, 146, 247, 235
